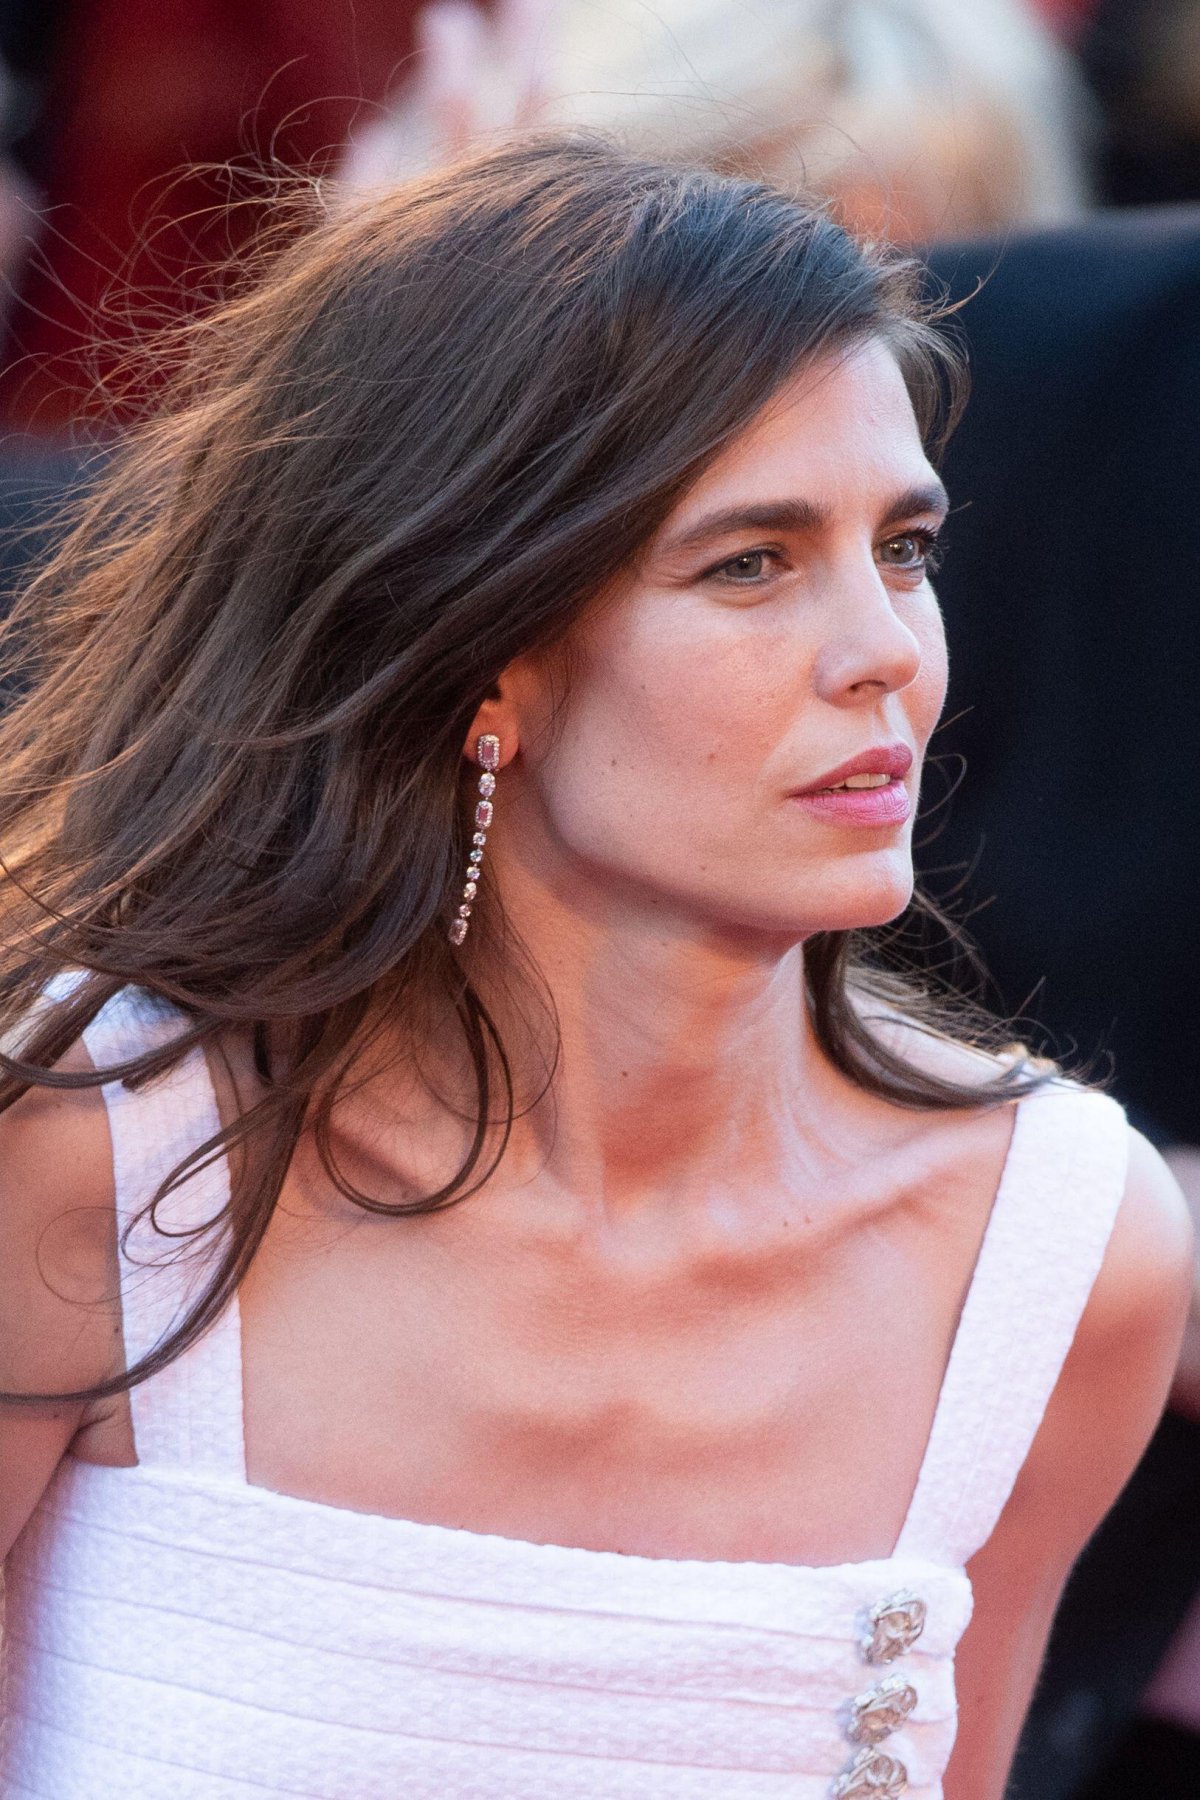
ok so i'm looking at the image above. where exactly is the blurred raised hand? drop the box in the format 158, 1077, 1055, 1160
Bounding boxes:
340, 0, 558, 189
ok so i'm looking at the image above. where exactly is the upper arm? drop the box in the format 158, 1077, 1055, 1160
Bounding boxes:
0, 1047, 125, 1559
1161, 1144, 1200, 1417
946, 1126, 1194, 1800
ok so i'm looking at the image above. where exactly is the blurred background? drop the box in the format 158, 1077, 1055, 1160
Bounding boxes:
0, 3, 1196, 1794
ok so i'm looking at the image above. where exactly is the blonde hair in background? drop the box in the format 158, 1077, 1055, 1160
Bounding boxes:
342, 0, 1093, 243
543, 0, 1093, 240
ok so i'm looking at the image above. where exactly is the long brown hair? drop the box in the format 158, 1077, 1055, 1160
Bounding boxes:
0, 134, 1048, 1404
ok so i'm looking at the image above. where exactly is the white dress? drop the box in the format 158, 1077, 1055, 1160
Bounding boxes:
0, 986, 1130, 1798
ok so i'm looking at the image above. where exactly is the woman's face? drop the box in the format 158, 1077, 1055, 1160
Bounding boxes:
511, 336, 950, 941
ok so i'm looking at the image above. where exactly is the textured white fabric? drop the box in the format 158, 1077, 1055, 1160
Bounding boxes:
0, 988, 1130, 1798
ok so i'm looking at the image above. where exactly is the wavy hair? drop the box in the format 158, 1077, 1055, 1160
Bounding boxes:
0, 134, 1048, 1404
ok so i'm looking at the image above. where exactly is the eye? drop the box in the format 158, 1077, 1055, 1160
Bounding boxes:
705, 548, 780, 585
877, 528, 944, 574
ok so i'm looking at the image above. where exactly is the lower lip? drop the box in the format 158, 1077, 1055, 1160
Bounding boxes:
789, 780, 912, 826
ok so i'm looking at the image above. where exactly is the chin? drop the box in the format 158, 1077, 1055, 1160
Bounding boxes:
673, 850, 916, 939
776, 857, 915, 936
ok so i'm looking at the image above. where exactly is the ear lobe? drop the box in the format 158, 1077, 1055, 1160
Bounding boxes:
462, 703, 514, 765
464, 658, 534, 764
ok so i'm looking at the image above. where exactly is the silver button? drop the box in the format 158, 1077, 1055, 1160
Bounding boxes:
831, 1746, 909, 1798
861, 1589, 927, 1664
847, 1673, 918, 1745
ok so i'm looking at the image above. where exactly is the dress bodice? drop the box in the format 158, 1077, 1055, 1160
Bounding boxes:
0, 987, 1131, 1798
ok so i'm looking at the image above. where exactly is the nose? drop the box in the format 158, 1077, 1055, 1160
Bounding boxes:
811, 562, 923, 707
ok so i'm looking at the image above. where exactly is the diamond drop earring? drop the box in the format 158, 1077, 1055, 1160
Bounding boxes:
449, 733, 500, 946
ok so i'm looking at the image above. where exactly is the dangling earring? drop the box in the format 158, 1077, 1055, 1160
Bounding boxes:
449, 733, 500, 945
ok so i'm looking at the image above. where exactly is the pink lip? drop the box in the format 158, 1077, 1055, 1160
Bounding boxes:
793, 743, 914, 794
791, 783, 912, 826
788, 742, 915, 828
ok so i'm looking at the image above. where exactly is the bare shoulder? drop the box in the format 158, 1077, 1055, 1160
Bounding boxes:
1018, 1121, 1193, 1533
0, 1041, 124, 1555
862, 1003, 1191, 1311
856, 998, 1194, 1797
944, 1126, 1192, 1796
868, 1005, 1193, 1507
0, 1042, 121, 1380
1068, 1125, 1193, 1402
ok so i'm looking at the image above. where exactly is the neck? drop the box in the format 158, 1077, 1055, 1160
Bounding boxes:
473, 855, 844, 1210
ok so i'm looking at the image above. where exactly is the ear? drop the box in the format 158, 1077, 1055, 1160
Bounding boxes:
461, 665, 528, 768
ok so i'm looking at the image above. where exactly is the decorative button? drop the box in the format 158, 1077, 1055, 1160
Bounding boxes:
861, 1589, 927, 1664
847, 1674, 918, 1745
831, 1746, 909, 1798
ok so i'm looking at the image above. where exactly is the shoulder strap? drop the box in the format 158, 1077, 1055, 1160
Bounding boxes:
83, 986, 246, 1481
895, 1084, 1130, 1567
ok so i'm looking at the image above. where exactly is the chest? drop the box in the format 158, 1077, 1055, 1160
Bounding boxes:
233, 1161, 990, 1566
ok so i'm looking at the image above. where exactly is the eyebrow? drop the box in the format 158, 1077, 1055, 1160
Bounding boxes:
660, 482, 951, 556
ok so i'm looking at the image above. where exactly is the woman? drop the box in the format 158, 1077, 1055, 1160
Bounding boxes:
0, 136, 1189, 1799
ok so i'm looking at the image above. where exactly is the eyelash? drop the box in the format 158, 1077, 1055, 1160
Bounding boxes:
704, 527, 946, 585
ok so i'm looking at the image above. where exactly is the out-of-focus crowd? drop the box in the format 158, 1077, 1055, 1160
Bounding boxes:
0, 0, 1175, 431
0, 4, 1198, 1796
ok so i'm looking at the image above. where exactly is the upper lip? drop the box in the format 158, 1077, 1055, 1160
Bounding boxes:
791, 743, 914, 795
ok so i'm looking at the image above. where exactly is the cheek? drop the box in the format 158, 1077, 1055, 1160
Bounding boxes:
536, 610, 778, 859
907, 603, 949, 743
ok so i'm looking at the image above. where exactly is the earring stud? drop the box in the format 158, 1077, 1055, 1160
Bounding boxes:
449, 733, 500, 945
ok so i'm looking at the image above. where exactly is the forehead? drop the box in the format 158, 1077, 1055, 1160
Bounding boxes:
669, 338, 934, 521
